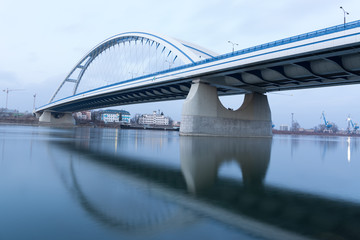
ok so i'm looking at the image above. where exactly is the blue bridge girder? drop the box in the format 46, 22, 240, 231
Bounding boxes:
36, 20, 360, 114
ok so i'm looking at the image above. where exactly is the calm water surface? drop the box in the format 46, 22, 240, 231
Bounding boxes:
1, 125, 360, 240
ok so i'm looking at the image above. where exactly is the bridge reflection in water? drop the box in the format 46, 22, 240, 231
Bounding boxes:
51, 129, 360, 240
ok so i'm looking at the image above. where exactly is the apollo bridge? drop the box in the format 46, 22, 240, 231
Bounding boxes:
35, 20, 360, 137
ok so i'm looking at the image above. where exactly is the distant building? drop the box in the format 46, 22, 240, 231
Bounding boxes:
100, 109, 130, 123
75, 111, 91, 120
120, 110, 131, 124
0, 108, 19, 117
138, 111, 170, 126
279, 125, 289, 131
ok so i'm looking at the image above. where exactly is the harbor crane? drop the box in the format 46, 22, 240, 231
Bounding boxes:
321, 112, 333, 129
347, 115, 359, 133
2, 88, 23, 109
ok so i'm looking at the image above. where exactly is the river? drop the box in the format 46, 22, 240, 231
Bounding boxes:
0, 125, 359, 240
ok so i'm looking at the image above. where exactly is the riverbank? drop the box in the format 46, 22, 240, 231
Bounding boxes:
0, 119, 39, 126
2, 120, 359, 136
272, 129, 360, 137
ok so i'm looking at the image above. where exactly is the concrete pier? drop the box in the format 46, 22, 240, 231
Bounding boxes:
180, 79, 272, 137
38, 111, 75, 126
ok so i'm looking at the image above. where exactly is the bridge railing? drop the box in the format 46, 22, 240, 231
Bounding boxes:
211, 19, 360, 62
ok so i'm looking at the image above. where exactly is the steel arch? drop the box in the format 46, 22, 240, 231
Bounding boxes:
49, 31, 216, 103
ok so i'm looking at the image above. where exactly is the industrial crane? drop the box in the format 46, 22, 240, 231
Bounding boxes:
321, 112, 332, 129
347, 115, 359, 133
2, 88, 23, 109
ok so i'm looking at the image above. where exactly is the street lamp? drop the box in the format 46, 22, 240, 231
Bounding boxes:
33, 94, 36, 111
340, 6, 349, 28
228, 41, 238, 53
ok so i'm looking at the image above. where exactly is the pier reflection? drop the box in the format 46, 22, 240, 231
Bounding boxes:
51, 129, 360, 240
180, 136, 271, 193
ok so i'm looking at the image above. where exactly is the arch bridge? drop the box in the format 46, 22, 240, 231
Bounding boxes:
35, 20, 360, 137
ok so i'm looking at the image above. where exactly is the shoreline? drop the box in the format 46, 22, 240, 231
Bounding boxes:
0, 121, 179, 131
272, 129, 360, 137
1, 121, 359, 136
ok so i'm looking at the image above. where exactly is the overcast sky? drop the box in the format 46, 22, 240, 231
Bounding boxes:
1, 0, 360, 129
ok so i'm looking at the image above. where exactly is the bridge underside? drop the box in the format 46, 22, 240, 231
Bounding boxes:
205, 46, 360, 94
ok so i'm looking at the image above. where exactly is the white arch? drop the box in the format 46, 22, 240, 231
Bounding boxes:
176, 38, 218, 59
49, 31, 216, 103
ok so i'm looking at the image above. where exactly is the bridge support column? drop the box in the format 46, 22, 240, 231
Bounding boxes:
180, 79, 272, 137
38, 111, 75, 126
